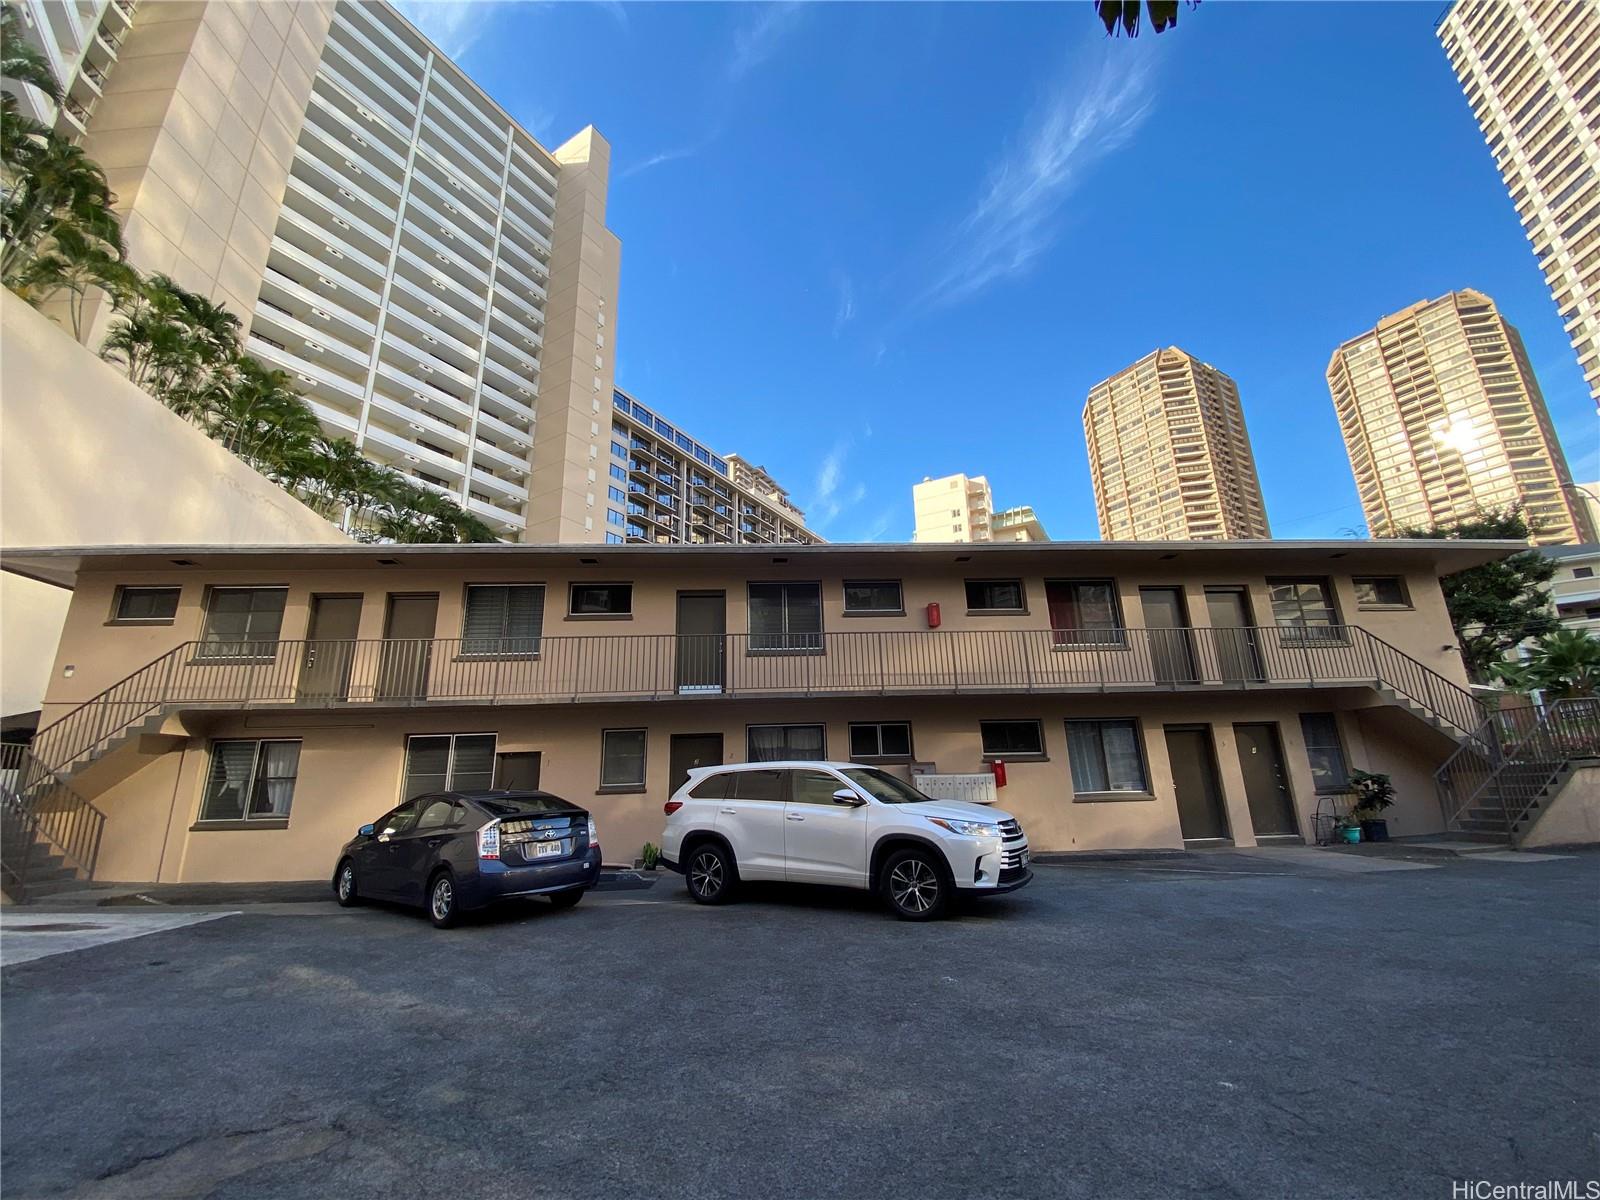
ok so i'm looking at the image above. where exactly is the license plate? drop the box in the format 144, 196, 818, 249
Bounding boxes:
533, 840, 563, 858
1019, 849, 1030, 866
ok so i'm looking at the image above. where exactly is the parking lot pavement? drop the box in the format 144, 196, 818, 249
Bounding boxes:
3, 853, 1596, 1200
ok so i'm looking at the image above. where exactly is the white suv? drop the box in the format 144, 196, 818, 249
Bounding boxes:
658, 761, 1032, 921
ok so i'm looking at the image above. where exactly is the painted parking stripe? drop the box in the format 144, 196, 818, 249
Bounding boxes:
1, 912, 236, 967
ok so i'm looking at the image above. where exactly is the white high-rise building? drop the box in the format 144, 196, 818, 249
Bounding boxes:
4, 0, 134, 138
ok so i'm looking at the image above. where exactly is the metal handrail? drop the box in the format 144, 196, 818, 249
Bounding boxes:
0, 743, 106, 896
30, 623, 1481, 778
1435, 698, 1600, 834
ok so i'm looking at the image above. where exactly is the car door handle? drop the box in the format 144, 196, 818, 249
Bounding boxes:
719, 807, 737, 814
786, 813, 805, 821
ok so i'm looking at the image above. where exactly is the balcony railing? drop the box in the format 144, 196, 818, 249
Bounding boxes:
29, 626, 1482, 786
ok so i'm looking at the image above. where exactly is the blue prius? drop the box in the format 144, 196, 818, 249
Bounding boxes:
333, 790, 602, 928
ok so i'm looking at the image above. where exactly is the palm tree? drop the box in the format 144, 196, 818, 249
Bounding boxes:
208, 357, 320, 470
1, 133, 122, 290
1493, 629, 1600, 699
1, 8, 62, 103
11, 223, 126, 337
1094, 1, 1190, 36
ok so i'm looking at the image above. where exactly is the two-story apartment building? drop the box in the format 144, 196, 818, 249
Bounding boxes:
1, 538, 1517, 887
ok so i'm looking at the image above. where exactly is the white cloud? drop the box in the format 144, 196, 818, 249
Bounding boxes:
620, 143, 703, 180
915, 46, 1160, 312
729, 1, 807, 81
392, 0, 502, 61
832, 273, 856, 336
807, 437, 875, 530
851, 506, 902, 543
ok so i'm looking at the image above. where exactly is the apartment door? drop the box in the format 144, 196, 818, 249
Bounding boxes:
1205, 587, 1265, 684
1164, 725, 1230, 843
669, 733, 723, 794
377, 594, 438, 701
496, 751, 542, 791
676, 592, 726, 693
1235, 723, 1299, 839
1140, 587, 1197, 684
299, 595, 362, 701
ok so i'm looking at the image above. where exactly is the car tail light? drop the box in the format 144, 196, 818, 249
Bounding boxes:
477, 821, 500, 860
663, 800, 683, 815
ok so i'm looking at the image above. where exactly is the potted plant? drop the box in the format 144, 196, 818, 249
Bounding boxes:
638, 842, 660, 872
1348, 769, 1396, 843
1333, 815, 1362, 845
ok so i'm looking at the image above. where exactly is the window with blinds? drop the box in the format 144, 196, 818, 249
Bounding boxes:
198, 739, 302, 822
403, 733, 498, 799
461, 585, 544, 656
748, 582, 822, 653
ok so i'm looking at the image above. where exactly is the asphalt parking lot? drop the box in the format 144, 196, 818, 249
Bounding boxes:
3, 850, 1597, 1200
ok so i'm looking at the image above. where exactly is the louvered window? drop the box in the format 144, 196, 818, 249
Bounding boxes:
461, 585, 544, 656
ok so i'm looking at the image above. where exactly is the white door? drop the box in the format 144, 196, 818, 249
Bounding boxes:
781, 769, 870, 886
714, 768, 788, 880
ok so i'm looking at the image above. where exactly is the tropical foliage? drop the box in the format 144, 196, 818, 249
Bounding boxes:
1094, 0, 1194, 37
1490, 629, 1600, 699
1, 14, 497, 544
1390, 508, 1557, 682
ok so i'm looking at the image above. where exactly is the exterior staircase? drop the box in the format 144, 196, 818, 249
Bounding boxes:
1434, 699, 1600, 842
1, 745, 107, 903
2, 622, 1517, 894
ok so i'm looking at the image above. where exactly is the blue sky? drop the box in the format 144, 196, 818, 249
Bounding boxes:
399, 0, 1599, 541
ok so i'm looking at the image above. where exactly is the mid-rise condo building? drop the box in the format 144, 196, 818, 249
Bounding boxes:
1326, 289, 1595, 545
608, 391, 818, 546
1083, 348, 1270, 542
1438, 0, 1600, 404
5, 0, 135, 137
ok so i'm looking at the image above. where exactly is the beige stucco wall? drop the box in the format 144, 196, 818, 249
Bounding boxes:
77, 688, 1454, 884
0, 292, 349, 716
1517, 762, 1600, 848
76, 0, 334, 347
23, 542, 1482, 880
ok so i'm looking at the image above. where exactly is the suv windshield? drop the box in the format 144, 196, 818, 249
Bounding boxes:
841, 768, 932, 805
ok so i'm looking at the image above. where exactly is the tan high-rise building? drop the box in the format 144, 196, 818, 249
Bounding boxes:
1438, 1, 1600, 404
992, 506, 1049, 542
1083, 348, 1270, 542
912, 473, 994, 543
1326, 289, 1595, 545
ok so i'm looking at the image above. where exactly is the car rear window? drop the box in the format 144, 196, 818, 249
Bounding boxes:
687, 773, 730, 799
473, 794, 577, 816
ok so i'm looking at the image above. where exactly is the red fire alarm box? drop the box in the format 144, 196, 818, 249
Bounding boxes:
926, 602, 941, 629
992, 759, 1007, 788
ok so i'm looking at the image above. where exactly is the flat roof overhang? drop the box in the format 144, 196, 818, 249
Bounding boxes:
0, 539, 1529, 591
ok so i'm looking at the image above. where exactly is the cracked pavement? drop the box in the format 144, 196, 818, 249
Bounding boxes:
3, 852, 1597, 1199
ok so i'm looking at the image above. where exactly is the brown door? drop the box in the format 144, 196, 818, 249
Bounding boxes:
1165, 725, 1230, 842
1205, 587, 1264, 683
377, 594, 438, 700
1235, 723, 1299, 838
299, 595, 362, 701
495, 751, 542, 791
669, 733, 723, 794
1140, 587, 1196, 684
676, 592, 725, 693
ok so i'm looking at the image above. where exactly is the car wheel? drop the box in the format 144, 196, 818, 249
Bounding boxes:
685, 841, 736, 905
881, 848, 950, 921
428, 871, 459, 929
548, 889, 583, 910
334, 859, 360, 907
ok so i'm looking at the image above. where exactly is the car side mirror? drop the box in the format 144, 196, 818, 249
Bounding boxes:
359, 823, 375, 837
831, 788, 866, 807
